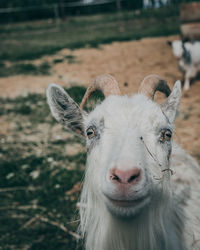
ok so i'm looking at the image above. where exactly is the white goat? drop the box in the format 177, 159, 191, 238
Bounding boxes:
168, 40, 200, 90
46, 74, 200, 250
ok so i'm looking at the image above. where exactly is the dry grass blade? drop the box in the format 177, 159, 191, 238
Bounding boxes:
36, 215, 81, 240
0, 185, 38, 192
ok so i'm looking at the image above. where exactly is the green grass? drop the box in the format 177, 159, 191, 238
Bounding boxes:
0, 61, 51, 77
0, 153, 84, 249
65, 54, 80, 64
0, 86, 91, 249
53, 55, 80, 64
0, 84, 102, 249
53, 58, 64, 64
0, 85, 103, 118
0, 6, 180, 62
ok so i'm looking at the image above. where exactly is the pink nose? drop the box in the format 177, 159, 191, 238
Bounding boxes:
109, 168, 142, 185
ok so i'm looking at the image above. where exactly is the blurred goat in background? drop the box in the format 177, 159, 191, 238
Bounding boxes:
168, 40, 200, 91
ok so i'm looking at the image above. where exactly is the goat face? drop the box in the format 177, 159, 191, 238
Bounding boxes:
46, 78, 181, 219
169, 40, 183, 59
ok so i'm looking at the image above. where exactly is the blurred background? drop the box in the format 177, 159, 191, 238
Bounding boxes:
0, 0, 200, 249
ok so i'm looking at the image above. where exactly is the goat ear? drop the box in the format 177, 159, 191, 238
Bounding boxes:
46, 84, 85, 136
161, 80, 181, 124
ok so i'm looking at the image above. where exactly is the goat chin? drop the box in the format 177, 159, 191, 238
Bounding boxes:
80, 188, 185, 250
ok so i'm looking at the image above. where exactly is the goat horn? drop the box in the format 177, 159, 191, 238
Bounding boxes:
139, 74, 171, 99
80, 74, 121, 109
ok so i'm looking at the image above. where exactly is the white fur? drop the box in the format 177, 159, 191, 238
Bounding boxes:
47, 81, 200, 250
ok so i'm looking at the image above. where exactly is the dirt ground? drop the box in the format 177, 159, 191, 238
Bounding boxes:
0, 35, 199, 161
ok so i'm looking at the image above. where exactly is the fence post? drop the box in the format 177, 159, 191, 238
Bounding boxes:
54, 4, 60, 23
116, 0, 121, 11
59, 0, 66, 20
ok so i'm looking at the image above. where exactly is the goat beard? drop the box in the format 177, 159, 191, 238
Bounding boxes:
79, 176, 177, 250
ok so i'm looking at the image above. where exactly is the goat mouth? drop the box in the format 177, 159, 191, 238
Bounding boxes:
106, 196, 146, 208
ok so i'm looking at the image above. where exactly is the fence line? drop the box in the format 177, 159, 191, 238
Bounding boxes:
0, 0, 172, 22
0, 0, 117, 14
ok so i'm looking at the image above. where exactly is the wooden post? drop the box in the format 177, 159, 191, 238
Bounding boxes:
180, 2, 200, 40
54, 4, 60, 24
116, 0, 121, 11
59, 0, 65, 20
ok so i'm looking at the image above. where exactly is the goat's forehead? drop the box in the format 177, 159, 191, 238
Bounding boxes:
172, 40, 182, 47
86, 94, 168, 129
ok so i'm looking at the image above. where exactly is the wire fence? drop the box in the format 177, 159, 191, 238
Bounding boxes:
0, 0, 123, 23
0, 0, 117, 13
0, 0, 190, 23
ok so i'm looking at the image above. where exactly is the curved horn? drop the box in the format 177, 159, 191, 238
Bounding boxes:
139, 74, 171, 100
80, 74, 121, 109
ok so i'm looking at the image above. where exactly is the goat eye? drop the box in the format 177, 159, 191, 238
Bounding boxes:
160, 129, 172, 142
86, 128, 95, 139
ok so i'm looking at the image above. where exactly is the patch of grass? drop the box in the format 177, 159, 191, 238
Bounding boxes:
66, 86, 87, 105
53, 55, 80, 64
53, 58, 64, 64
0, 61, 51, 77
0, 61, 5, 67
0, 87, 89, 249
65, 54, 80, 64
0, 152, 84, 249
0, 85, 103, 121
0, 93, 50, 124
0, 6, 180, 62
66, 86, 104, 111
38, 61, 51, 74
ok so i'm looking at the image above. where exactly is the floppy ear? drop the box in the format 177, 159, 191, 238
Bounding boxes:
161, 80, 181, 124
46, 84, 85, 136
167, 41, 172, 46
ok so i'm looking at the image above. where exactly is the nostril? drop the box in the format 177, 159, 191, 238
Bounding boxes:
128, 169, 141, 183
110, 174, 121, 182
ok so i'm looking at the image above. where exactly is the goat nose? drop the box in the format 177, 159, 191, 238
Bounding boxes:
109, 168, 142, 185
